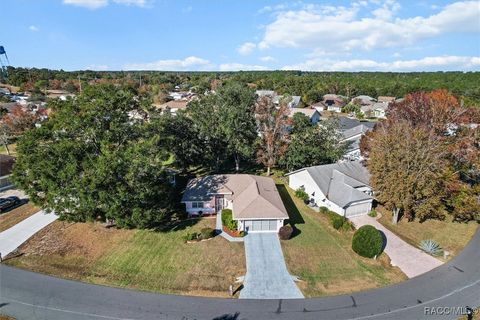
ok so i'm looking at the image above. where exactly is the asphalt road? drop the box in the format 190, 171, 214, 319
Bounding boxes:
0, 228, 478, 320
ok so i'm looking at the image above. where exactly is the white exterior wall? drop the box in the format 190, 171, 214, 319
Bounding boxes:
288, 170, 326, 206
237, 218, 284, 233
184, 199, 215, 215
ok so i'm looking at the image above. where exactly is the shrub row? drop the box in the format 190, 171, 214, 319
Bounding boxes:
319, 206, 353, 231
221, 209, 237, 231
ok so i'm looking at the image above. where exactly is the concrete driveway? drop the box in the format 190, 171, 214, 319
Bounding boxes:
240, 233, 303, 299
350, 215, 443, 278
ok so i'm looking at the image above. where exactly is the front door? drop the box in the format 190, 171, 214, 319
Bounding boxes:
215, 196, 224, 212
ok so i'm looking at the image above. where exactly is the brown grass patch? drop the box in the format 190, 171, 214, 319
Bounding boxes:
0, 203, 40, 232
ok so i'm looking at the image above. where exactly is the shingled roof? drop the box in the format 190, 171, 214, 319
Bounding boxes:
181, 174, 289, 220
287, 161, 372, 208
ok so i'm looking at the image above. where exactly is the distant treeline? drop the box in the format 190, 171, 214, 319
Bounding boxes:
3, 66, 480, 105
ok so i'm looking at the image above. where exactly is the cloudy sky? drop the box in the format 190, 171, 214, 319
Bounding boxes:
1, 0, 479, 71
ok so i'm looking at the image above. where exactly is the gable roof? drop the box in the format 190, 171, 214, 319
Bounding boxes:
156, 100, 189, 111
181, 174, 288, 220
342, 124, 373, 140
287, 161, 372, 208
377, 96, 395, 103
288, 108, 318, 119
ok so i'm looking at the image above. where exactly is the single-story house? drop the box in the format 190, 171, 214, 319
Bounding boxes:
288, 108, 321, 124
287, 161, 373, 218
255, 90, 301, 108
377, 96, 395, 104
372, 102, 389, 118
181, 174, 289, 232
156, 100, 189, 116
312, 94, 346, 113
351, 95, 376, 106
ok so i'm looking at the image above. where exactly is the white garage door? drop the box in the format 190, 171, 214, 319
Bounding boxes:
345, 202, 371, 218
244, 219, 277, 232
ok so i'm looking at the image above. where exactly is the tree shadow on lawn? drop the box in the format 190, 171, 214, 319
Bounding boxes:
276, 184, 304, 238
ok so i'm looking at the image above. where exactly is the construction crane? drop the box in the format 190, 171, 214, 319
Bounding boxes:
0, 45, 10, 78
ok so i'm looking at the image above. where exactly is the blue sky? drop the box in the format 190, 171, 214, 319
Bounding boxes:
1, 0, 479, 71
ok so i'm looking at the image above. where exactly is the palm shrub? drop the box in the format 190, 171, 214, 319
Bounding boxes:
418, 239, 443, 256
294, 187, 309, 201
319, 206, 329, 214
221, 209, 237, 231
278, 225, 294, 240
331, 215, 345, 230
200, 227, 215, 240
368, 209, 377, 218
352, 225, 383, 258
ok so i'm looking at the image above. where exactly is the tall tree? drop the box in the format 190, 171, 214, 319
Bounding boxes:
281, 116, 348, 171
12, 85, 174, 229
255, 95, 289, 175
365, 121, 449, 224
217, 84, 257, 171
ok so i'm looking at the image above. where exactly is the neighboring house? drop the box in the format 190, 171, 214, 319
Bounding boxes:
255, 90, 302, 108
47, 90, 75, 101
156, 100, 189, 116
181, 174, 289, 232
351, 95, 376, 106
287, 161, 373, 218
372, 102, 389, 118
0, 102, 20, 114
312, 94, 346, 113
288, 108, 321, 124
0, 154, 15, 191
341, 124, 375, 160
377, 96, 395, 104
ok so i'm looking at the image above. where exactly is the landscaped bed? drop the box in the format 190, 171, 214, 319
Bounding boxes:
377, 206, 477, 261
276, 180, 408, 297
5, 218, 245, 297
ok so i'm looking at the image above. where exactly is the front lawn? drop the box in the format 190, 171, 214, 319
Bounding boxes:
377, 206, 477, 260
6, 218, 245, 297
276, 181, 407, 297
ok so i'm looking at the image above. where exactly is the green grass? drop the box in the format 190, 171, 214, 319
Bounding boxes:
276, 182, 407, 297
7, 218, 245, 297
0, 143, 16, 156
377, 207, 477, 260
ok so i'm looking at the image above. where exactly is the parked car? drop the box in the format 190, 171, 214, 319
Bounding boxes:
0, 196, 21, 212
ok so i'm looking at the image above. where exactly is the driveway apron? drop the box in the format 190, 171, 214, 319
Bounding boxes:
240, 233, 303, 299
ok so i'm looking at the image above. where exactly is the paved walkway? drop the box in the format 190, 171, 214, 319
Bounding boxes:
350, 215, 443, 278
215, 210, 243, 242
240, 233, 303, 299
0, 210, 58, 257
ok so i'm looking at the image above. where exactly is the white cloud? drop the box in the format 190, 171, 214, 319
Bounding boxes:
237, 42, 256, 55
29, 25, 39, 32
219, 63, 268, 71
258, 1, 479, 53
63, 0, 148, 9
63, 0, 108, 9
124, 56, 212, 71
260, 56, 276, 62
86, 64, 109, 70
282, 56, 480, 71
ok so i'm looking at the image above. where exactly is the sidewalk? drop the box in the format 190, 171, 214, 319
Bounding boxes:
350, 215, 443, 278
0, 210, 58, 257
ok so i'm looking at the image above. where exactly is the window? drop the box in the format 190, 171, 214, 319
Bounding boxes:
192, 202, 204, 209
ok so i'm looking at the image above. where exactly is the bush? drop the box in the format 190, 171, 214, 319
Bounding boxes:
340, 219, 354, 231
294, 187, 309, 201
221, 209, 237, 231
331, 215, 345, 230
319, 206, 329, 214
352, 225, 383, 258
200, 227, 214, 240
183, 231, 199, 242
368, 210, 377, 218
278, 225, 294, 240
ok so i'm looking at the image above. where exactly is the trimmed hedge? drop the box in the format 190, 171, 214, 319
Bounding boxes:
278, 225, 294, 240
221, 209, 237, 231
352, 225, 383, 258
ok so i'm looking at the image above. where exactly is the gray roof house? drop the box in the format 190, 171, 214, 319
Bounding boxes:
181, 174, 289, 232
287, 161, 373, 218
